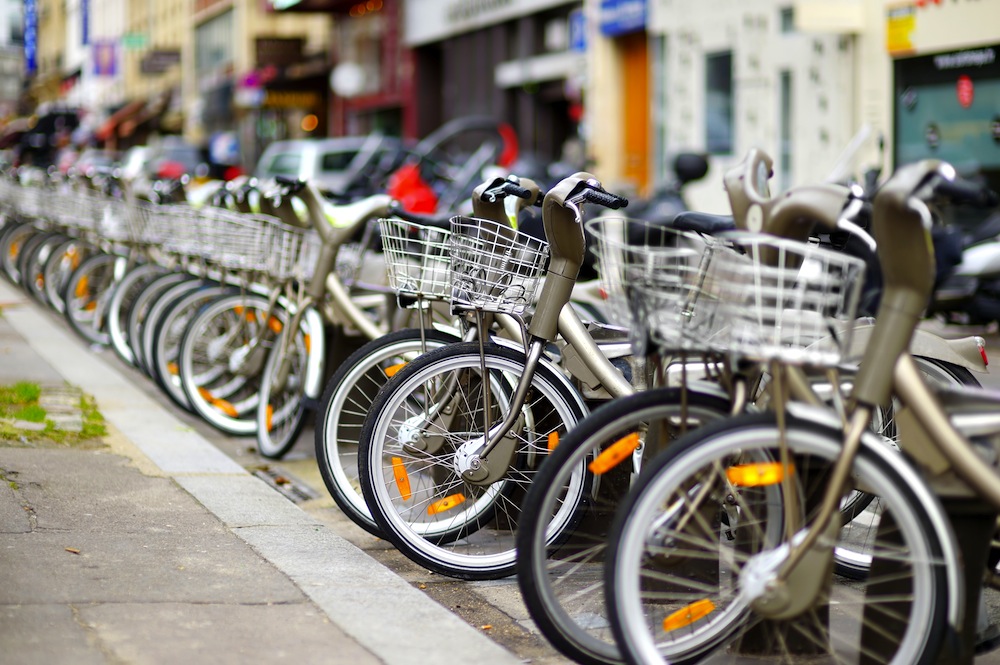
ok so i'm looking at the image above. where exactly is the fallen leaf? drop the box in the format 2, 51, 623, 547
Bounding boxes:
481, 624, 492, 630
65, 547, 80, 555
274, 476, 290, 485
418, 583, 427, 589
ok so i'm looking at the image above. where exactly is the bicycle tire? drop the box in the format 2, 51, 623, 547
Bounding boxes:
18, 231, 64, 305
516, 387, 733, 665
106, 263, 168, 367
314, 327, 460, 535
127, 272, 196, 377
1, 222, 37, 285
255, 311, 326, 460
42, 238, 93, 315
149, 281, 236, 412
359, 341, 587, 580
178, 291, 285, 436
62, 252, 122, 346
605, 411, 951, 665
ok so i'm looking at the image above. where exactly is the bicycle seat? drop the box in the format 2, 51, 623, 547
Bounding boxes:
671, 211, 736, 235
387, 204, 452, 230
323, 194, 392, 230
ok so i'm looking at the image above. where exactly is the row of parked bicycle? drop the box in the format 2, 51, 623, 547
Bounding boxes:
3, 152, 1000, 665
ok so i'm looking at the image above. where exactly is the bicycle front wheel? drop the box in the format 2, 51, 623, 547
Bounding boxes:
606, 412, 951, 665
256, 310, 325, 459
62, 252, 121, 346
178, 291, 282, 436
359, 341, 587, 580
516, 387, 732, 665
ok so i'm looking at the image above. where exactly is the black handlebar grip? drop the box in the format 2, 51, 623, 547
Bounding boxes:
936, 177, 998, 208
583, 188, 628, 210
500, 182, 532, 199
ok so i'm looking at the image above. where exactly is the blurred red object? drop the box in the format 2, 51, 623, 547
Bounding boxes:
387, 163, 438, 213
157, 160, 186, 180
223, 165, 244, 181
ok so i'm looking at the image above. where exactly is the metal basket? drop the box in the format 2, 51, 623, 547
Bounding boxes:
586, 217, 713, 328
448, 216, 549, 315
197, 208, 276, 272
625, 238, 730, 352
157, 205, 206, 257
96, 197, 136, 242
378, 217, 451, 300
268, 223, 318, 283
710, 233, 866, 367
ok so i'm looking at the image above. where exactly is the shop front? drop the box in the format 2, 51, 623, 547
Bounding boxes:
403, 0, 584, 164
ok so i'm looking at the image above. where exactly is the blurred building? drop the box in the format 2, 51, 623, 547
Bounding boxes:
585, 0, 1000, 210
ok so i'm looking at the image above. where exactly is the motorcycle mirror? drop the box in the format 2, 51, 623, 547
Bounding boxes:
673, 152, 709, 185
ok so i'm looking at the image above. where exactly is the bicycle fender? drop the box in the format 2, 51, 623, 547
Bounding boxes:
303, 306, 326, 399
843, 324, 987, 373
786, 401, 965, 638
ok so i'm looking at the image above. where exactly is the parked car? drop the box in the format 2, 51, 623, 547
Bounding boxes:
71, 148, 119, 177
143, 137, 209, 180
254, 134, 407, 199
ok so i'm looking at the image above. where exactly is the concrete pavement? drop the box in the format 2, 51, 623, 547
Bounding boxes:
0, 276, 524, 665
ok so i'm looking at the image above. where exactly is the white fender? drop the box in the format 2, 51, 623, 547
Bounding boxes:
845, 323, 987, 373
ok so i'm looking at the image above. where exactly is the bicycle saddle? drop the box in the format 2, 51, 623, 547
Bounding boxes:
671, 211, 736, 235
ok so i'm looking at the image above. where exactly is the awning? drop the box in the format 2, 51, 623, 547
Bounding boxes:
95, 100, 146, 142
123, 91, 172, 137
0, 117, 35, 149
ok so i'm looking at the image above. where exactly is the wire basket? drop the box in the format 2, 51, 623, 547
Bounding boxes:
96, 197, 136, 242
157, 205, 205, 257
709, 233, 866, 367
378, 217, 451, 300
448, 216, 549, 315
268, 224, 318, 283
625, 239, 730, 353
586, 217, 714, 327
198, 208, 276, 272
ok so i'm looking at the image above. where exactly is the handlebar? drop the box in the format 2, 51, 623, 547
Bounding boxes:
480, 178, 533, 203
934, 176, 999, 208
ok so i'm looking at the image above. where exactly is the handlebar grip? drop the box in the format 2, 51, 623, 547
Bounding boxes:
936, 177, 999, 208
583, 188, 628, 210
500, 182, 532, 199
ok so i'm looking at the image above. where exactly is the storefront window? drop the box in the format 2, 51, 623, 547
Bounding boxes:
705, 51, 733, 154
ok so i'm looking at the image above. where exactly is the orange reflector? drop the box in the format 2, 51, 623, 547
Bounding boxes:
198, 387, 213, 401
84, 300, 97, 311
588, 433, 640, 475
167, 362, 179, 376
726, 462, 794, 487
547, 432, 559, 451
663, 599, 716, 632
428, 493, 466, 515
265, 404, 274, 432
75, 276, 89, 298
212, 398, 238, 417
268, 317, 282, 334
9, 241, 19, 259
384, 362, 406, 378
233, 306, 244, 315
304, 334, 311, 354
391, 457, 412, 501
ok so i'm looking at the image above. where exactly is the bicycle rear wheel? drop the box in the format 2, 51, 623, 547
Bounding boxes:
516, 387, 732, 665
605, 411, 952, 665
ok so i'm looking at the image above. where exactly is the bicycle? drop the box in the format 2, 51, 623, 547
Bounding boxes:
603, 155, 1000, 664
513, 151, 989, 665
355, 171, 643, 580
175, 177, 395, 437
312, 174, 544, 534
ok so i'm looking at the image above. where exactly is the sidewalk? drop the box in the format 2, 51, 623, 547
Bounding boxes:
0, 278, 522, 665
